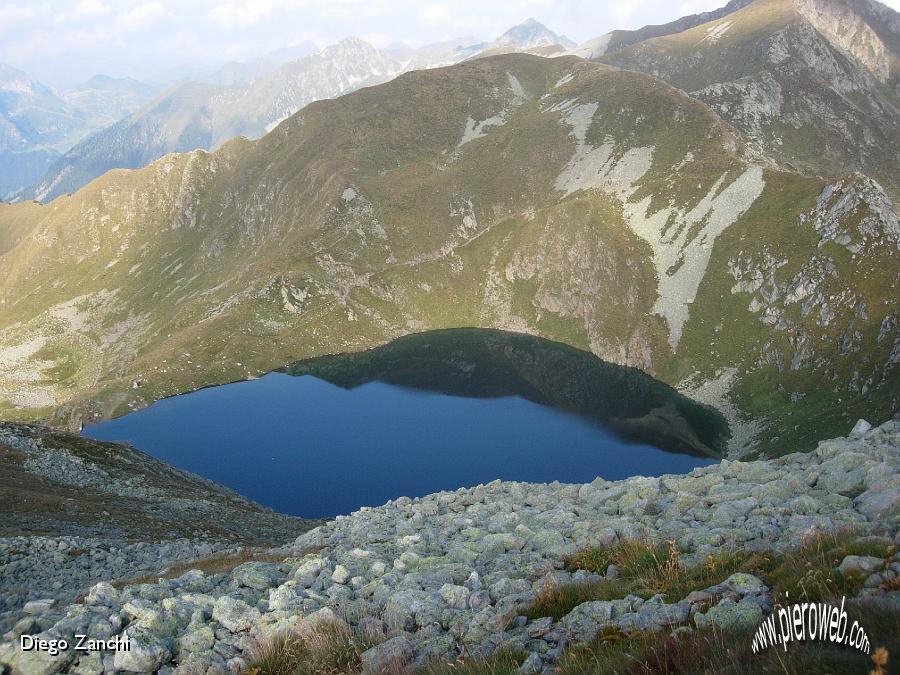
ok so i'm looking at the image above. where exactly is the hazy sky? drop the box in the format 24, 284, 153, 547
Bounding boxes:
3, 0, 900, 89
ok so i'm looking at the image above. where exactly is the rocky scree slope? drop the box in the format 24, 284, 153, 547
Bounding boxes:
0, 424, 316, 631
0, 54, 898, 456
0, 419, 896, 674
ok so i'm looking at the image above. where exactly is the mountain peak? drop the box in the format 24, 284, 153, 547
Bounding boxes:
322, 37, 384, 57
792, 0, 899, 82
495, 18, 576, 49
0, 63, 37, 88
0, 64, 49, 98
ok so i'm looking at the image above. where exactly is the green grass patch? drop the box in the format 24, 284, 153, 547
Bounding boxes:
526, 579, 640, 621
557, 599, 898, 674
536, 530, 899, 674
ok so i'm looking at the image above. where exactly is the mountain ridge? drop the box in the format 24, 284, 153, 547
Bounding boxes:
0, 64, 155, 200
597, 0, 900, 203
26, 20, 580, 203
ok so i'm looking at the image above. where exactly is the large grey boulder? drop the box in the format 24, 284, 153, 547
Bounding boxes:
850, 419, 872, 437
113, 628, 171, 672
561, 601, 614, 641
360, 635, 413, 674
439, 584, 470, 609
838, 555, 885, 577
331, 564, 352, 585
694, 598, 764, 632
22, 600, 56, 615
175, 625, 215, 655
518, 651, 543, 673
856, 484, 900, 520
233, 562, 285, 590
384, 590, 441, 632
0, 638, 74, 675
212, 596, 260, 632
294, 558, 326, 587
85, 582, 120, 607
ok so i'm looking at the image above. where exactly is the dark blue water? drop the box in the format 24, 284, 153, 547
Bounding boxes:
84, 372, 715, 518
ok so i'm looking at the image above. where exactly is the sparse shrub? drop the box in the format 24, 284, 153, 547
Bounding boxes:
247, 632, 308, 675
548, 530, 899, 674
762, 529, 895, 603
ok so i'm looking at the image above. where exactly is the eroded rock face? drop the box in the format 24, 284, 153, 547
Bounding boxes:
793, 0, 896, 83
722, 175, 900, 412
1, 419, 897, 674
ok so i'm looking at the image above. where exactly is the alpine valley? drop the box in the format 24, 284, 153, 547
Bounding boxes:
2, 0, 898, 458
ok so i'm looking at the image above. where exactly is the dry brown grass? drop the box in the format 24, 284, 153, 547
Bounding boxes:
545, 530, 899, 674
107, 547, 322, 590
527, 538, 754, 620
246, 620, 375, 675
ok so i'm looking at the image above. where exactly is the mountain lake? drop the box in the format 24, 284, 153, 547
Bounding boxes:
84, 337, 720, 517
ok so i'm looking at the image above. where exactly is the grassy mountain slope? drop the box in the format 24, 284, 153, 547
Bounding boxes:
29, 41, 405, 203
28, 23, 590, 205
30, 81, 221, 202
0, 54, 897, 456
566, 0, 755, 59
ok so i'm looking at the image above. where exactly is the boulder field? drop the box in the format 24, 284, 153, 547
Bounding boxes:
1, 418, 898, 674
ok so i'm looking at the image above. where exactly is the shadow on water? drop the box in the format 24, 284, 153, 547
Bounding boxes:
283, 328, 729, 458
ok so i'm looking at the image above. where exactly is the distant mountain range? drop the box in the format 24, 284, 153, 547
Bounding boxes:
25, 19, 576, 202
199, 41, 320, 86
0, 65, 157, 199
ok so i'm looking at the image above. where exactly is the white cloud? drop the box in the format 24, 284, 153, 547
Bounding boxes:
210, 0, 270, 28
4, 0, 898, 91
318, 1, 386, 20
610, 0, 645, 25
0, 2, 34, 34
419, 3, 449, 26
75, 0, 110, 15
113, 2, 168, 32
210, 0, 308, 28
